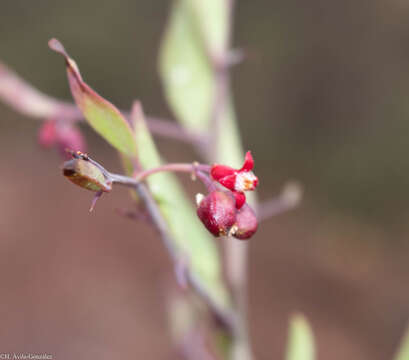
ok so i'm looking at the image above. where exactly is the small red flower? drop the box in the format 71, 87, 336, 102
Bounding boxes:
210, 151, 258, 209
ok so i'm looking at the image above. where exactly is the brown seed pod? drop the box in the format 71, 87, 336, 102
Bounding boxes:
63, 158, 112, 192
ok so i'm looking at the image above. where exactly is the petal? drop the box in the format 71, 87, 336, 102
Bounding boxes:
233, 191, 246, 209
239, 151, 254, 172
218, 174, 237, 191
210, 164, 235, 181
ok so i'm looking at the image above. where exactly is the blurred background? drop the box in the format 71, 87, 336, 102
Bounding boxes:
1, 0, 409, 359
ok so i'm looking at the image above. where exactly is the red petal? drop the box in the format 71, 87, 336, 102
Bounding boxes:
233, 192, 246, 209
239, 151, 254, 172
210, 164, 235, 181
218, 174, 237, 191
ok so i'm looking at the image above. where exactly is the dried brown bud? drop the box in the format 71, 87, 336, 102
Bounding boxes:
63, 158, 112, 192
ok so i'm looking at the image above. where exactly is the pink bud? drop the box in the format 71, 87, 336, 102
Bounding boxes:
196, 191, 237, 237
38, 120, 57, 148
231, 203, 258, 240
56, 125, 87, 159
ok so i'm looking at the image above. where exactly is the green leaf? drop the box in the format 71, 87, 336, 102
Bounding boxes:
132, 101, 231, 310
286, 314, 316, 360
159, 0, 245, 168
189, 0, 229, 55
48, 38, 136, 157
159, 0, 214, 132
394, 324, 409, 360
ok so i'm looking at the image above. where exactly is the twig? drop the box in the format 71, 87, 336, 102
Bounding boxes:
257, 182, 303, 222
133, 163, 210, 182
0, 61, 203, 145
126, 180, 237, 332
72, 154, 236, 331
202, 0, 255, 359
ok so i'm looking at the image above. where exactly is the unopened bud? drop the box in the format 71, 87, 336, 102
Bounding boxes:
196, 191, 236, 237
57, 125, 87, 158
38, 121, 87, 159
38, 120, 57, 148
231, 203, 258, 240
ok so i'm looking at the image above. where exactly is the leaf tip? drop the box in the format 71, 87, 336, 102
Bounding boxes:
131, 100, 143, 116
286, 312, 316, 360
48, 38, 68, 57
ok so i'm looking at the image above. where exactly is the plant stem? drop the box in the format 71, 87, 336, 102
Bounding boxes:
205, 0, 255, 358
85, 156, 237, 333
0, 62, 203, 145
133, 163, 210, 182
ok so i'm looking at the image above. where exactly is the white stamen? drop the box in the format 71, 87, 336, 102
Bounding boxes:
234, 171, 257, 192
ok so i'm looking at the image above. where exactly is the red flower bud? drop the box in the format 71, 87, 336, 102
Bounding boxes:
56, 125, 87, 159
38, 120, 57, 148
231, 203, 258, 240
38, 120, 87, 159
196, 191, 237, 237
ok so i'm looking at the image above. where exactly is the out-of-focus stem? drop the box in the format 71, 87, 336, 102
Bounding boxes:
0, 61, 204, 145
84, 156, 237, 332
133, 163, 210, 182
257, 182, 303, 222
205, 0, 254, 359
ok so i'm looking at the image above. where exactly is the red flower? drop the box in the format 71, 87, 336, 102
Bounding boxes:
210, 151, 258, 209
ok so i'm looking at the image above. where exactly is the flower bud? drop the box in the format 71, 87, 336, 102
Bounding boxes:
56, 125, 87, 159
38, 121, 87, 159
63, 158, 112, 192
231, 203, 258, 240
38, 120, 57, 148
196, 191, 236, 237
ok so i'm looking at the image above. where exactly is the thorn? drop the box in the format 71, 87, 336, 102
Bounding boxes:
89, 190, 103, 212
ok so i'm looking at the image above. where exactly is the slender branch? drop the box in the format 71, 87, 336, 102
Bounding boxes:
79, 155, 237, 332
105, 164, 210, 186
257, 182, 303, 222
133, 163, 210, 182
0, 61, 204, 145
203, 1, 255, 359
134, 180, 236, 331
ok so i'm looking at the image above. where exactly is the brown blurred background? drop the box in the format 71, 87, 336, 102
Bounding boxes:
1, 1, 409, 359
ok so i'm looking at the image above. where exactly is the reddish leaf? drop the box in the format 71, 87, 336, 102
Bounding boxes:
49, 38, 137, 157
